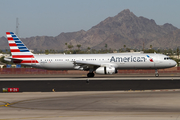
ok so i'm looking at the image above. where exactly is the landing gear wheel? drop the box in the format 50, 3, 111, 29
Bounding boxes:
155, 69, 159, 77
87, 73, 95, 77
155, 73, 159, 77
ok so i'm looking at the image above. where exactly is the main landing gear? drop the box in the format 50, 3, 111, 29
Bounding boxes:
87, 72, 95, 77
155, 69, 159, 77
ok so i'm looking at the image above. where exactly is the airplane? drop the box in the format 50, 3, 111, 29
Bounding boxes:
4, 32, 177, 77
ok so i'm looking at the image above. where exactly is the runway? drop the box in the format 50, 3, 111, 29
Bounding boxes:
0, 76, 180, 80
1, 76, 180, 92
1, 76, 180, 119
1, 91, 180, 120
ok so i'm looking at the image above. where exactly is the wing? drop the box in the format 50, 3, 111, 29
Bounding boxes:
73, 60, 101, 71
73, 60, 118, 71
74, 60, 101, 66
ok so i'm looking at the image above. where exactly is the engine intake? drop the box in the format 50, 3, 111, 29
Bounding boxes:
95, 67, 117, 75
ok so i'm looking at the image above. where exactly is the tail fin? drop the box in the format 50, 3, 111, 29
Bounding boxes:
6, 32, 38, 64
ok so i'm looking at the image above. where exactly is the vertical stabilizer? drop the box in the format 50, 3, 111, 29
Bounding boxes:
6, 32, 38, 64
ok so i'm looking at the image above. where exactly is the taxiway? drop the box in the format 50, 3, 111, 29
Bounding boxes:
1, 91, 180, 120
1, 76, 180, 120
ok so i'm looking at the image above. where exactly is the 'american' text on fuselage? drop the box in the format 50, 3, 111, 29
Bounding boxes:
110, 56, 146, 62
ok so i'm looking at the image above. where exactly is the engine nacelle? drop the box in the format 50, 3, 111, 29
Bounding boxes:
95, 67, 117, 75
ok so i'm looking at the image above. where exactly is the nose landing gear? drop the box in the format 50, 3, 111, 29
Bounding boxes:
155, 69, 159, 77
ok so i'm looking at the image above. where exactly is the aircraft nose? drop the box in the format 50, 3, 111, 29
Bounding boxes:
171, 60, 177, 67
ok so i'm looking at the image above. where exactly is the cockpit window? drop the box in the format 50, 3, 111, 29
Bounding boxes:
164, 57, 171, 60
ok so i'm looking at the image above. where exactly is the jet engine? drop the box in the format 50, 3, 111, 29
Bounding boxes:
95, 67, 117, 74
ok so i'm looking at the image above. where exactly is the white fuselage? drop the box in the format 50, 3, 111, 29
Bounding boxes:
22, 53, 176, 70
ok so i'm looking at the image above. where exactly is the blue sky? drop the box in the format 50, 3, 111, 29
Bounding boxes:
0, 0, 180, 37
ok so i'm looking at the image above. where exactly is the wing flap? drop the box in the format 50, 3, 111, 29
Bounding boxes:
74, 60, 101, 66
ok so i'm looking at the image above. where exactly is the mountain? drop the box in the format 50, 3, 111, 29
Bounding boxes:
148, 29, 180, 49
0, 9, 179, 51
89, 9, 178, 49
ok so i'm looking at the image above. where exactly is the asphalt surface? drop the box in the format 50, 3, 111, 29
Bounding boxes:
1, 77, 180, 92
1, 91, 180, 120
1, 77, 180, 120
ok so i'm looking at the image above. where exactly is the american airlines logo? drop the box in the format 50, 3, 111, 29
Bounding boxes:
146, 55, 153, 62
110, 56, 146, 62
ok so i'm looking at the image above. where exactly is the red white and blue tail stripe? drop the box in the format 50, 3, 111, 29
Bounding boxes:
6, 32, 38, 64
